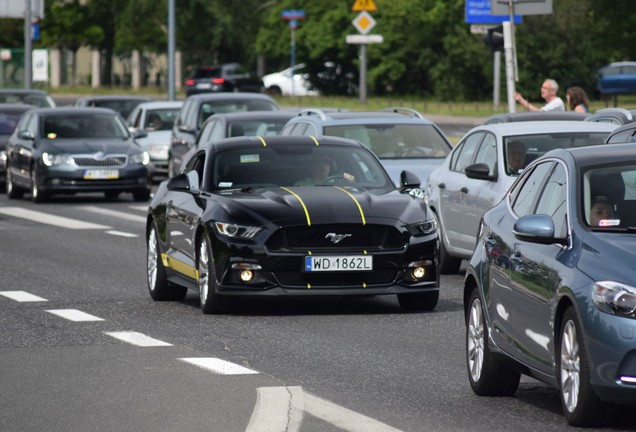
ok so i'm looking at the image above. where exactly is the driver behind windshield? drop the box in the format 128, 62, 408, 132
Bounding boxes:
295, 154, 354, 186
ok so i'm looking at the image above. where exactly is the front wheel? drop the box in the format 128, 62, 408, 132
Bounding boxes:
434, 212, 462, 274
397, 291, 438, 311
31, 169, 48, 203
558, 307, 613, 427
198, 234, 232, 314
133, 188, 151, 202
466, 288, 520, 396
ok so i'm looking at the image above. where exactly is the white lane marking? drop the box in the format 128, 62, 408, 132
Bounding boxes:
46, 309, 104, 322
79, 206, 146, 223
0, 207, 110, 229
106, 230, 139, 238
129, 205, 148, 212
104, 331, 172, 347
179, 358, 259, 375
0, 291, 48, 302
246, 386, 403, 432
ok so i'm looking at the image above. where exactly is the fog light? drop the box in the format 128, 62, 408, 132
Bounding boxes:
411, 267, 426, 280
240, 269, 254, 282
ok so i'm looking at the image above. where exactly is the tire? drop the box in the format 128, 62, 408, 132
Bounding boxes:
6, 167, 24, 199
147, 224, 187, 301
435, 212, 462, 274
104, 191, 121, 200
133, 188, 151, 202
466, 289, 520, 396
558, 307, 613, 427
398, 291, 439, 311
197, 233, 231, 314
265, 86, 282, 96
31, 169, 48, 203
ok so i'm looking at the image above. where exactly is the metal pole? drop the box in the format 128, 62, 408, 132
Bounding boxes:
359, 44, 367, 104
168, 0, 176, 100
493, 51, 501, 110
291, 26, 296, 96
503, 22, 516, 113
508, 0, 518, 81
24, 0, 33, 89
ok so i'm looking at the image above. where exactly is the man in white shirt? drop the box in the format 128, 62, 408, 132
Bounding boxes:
514, 79, 565, 111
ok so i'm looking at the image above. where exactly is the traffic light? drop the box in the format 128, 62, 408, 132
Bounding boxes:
482, 25, 504, 52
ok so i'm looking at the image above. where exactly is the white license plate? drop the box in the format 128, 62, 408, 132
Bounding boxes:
196, 83, 212, 89
84, 169, 119, 179
304, 255, 373, 272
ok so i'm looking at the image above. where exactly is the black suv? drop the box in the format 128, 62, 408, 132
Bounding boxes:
184, 63, 263, 96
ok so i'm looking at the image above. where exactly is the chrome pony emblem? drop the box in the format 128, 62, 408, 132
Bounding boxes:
325, 233, 352, 244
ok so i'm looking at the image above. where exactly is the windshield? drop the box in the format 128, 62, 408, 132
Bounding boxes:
324, 124, 451, 159
198, 100, 278, 127
41, 114, 130, 139
209, 144, 393, 191
504, 132, 610, 176
0, 112, 24, 134
583, 163, 636, 230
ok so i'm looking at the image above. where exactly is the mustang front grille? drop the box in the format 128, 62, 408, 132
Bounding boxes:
266, 224, 405, 251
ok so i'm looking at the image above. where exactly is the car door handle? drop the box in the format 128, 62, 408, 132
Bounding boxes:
438, 183, 446, 190
461, 187, 469, 193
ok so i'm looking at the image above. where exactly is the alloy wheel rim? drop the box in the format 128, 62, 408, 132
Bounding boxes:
560, 320, 580, 413
147, 229, 158, 290
198, 241, 209, 304
468, 298, 485, 382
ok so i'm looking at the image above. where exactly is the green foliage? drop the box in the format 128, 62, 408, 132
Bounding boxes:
0, 19, 24, 47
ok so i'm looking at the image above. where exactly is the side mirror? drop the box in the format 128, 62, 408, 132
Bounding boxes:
465, 163, 496, 181
513, 214, 567, 245
133, 130, 148, 139
167, 173, 190, 192
178, 125, 195, 135
18, 130, 35, 140
400, 170, 421, 188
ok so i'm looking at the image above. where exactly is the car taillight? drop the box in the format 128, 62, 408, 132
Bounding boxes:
185, 79, 195, 86
212, 78, 225, 84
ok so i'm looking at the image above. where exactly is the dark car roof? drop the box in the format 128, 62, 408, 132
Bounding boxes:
0, 103, 36, 113
543, 143, 636, 168
202, 110, 297, 123
483, 111, 588, 124
26, 107, 121, 116
75, 95, 152, 102
210, 134, 365, 152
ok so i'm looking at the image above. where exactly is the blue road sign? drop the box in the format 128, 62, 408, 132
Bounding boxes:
465, 0, 521, 24
282, 9, 305, 21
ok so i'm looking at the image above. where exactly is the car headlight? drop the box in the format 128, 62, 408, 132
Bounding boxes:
406, 218, 437, 237
42, 152, 73, 167
592, 281, 636, 317
214, 222, 262, 240
130, 151, 150, 165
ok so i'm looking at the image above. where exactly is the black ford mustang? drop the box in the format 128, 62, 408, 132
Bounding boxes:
146, 135, 439, 313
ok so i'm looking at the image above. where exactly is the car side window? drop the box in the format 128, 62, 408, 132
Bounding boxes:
511, 161, 555, 217
451, 132, 484, 172
183, 151, 205, 191
473, 133, 497, 176
534, 162, 567, 237
176, 100, 192, 127
606, 128, 636, 144
196, 121, 214, 148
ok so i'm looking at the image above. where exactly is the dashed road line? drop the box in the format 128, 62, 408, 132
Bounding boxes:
0, 290, 48, 302
104, 331, 172, 347
105, 230, 139, 238
0, 207, 110, 229
179, 358, 259, 375
46, 309, 104, 322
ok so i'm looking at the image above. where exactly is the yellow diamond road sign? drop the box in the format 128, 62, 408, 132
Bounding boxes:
352, 0, 377, 12
352, 11, 376, 35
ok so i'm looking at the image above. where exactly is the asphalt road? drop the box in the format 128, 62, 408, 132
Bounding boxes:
2, 190, 635, 431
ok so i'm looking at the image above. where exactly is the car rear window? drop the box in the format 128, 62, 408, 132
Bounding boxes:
192, 68, 222, 79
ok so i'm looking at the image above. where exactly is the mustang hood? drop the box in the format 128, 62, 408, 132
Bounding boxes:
44, 138, 136, 154
216, 186, 429, 227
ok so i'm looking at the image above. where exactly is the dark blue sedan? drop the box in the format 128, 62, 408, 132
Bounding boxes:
464, 143, 636, 427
